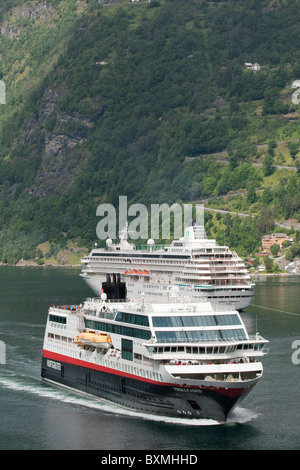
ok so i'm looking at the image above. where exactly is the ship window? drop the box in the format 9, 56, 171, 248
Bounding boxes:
155, 331, 186, 343
215, 314, 241, 326
116, 311, 149, 327
152, 314, 241, 328
188, 400, 201, 411
49, 314, 67, 324
84, 319, 151, 340
122, 339, 133, 361
154, 328, 247, 343
152, 315, 217, 328
155, 330, 223, 343
220, 329, 247, 340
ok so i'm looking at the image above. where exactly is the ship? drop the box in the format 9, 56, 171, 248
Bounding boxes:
41, 277, 268, 423
80, 224, 255, 310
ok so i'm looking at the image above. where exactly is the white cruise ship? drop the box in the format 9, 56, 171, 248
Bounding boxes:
41, 281, 268, 423
80, 225, 255, 310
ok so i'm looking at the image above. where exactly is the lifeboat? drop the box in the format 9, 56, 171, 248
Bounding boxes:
124, 269, 149, 276
73, 331, 112, 349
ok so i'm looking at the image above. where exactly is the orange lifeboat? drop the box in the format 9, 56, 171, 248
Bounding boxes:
73, 331, 112, 349
124, 269, 149, 276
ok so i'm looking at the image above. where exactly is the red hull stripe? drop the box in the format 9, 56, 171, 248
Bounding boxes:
43, 349, 164, 385
42, 349, 250, 398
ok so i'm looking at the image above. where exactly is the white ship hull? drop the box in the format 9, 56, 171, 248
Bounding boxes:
80, 225, 255, 310
41, 290, 268, 423
81, 274, 254, 310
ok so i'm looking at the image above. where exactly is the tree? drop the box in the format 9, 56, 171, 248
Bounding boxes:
267, 140, 277, 157
285, 243, 300, 261
270, 244, 280, 256
247, 186, 257, 204
263, 255, 273, 272
262, 188, 273, 205
288, 142, 299, 160
257, 207, 275, 236
263, 153, 275, 176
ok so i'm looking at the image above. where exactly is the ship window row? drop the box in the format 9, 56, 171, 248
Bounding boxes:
47, 333, 72, 343
194, 254, 231, 259
84, 307, 116, 321
155, 328, 247, 343
152, 343, 264, 355
84, 319, 151, 340
91, 253, 190, 259
49, 314, 67, 324
152, 314, 241, 328
115, 311, 149, 327
110, 361, 163, 382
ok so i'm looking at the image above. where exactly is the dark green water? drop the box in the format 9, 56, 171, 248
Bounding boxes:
0, 267, 299, 450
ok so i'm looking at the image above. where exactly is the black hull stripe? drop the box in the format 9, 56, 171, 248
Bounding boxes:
42, 349, 253, 398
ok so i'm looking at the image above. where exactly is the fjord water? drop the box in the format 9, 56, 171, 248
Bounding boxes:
0, 266, 299, 450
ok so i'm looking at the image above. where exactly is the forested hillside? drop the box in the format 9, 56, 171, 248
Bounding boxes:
0, 0, 300, 264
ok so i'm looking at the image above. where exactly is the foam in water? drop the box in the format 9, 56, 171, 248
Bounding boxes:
0, 372, 257, 426
227, 406, 259, 424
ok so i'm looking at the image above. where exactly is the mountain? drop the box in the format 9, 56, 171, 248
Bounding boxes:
0, 0, 300, 264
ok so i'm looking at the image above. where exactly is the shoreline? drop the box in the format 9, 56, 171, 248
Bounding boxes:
0, 262, 299, 277
0, 261, 82, 268
251, 272, 295, 277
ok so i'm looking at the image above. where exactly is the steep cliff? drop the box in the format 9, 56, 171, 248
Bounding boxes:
0, 0, 300, 263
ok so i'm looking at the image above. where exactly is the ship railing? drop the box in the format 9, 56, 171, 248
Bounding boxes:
49, 305, 79, 314
164, 357, 261, 366
248, 334, 267, 341
83, 309, 116, 320
150, 338, 246, 345
133, 356, 154, 367
147, 335, 267, 345
210, 303, 237, 311
173, 299, 237, 311
138, 244, 168, 251
85, 297, 129, 303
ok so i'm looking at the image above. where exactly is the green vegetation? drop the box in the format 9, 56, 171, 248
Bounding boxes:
0, 0, 299, 264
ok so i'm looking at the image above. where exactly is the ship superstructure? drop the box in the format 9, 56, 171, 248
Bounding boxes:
80, 225, 254, 310
41, 280, 267, 423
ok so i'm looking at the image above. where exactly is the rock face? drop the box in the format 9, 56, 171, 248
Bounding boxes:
23, 87, 103, 198
1, 3, 55, 40
1, 1, 105, 201
284, 259, 300, 274
13, 2, 54, 20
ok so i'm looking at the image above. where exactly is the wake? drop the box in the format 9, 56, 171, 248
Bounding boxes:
0, 372, 257, 426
